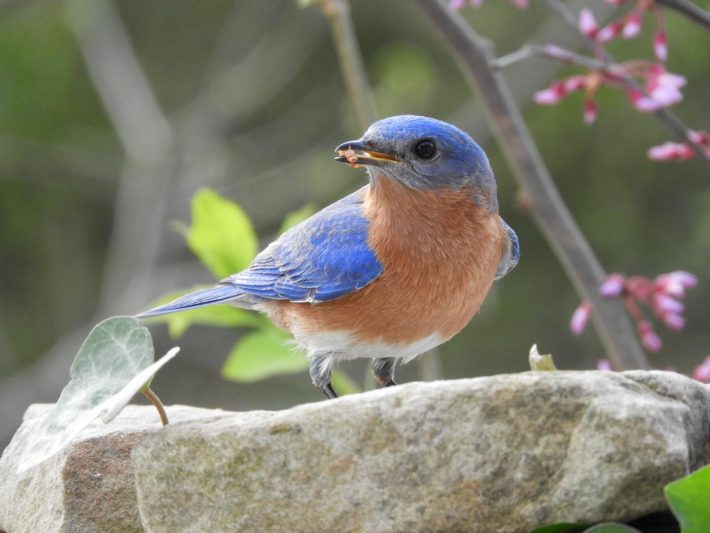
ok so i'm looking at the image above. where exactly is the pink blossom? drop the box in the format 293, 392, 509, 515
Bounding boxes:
655, 271, 698, 298
688, 130, 710, 146
597, 359, 612, 371
647, 131, 710, 162
622, 11, 643, 38
449, 0, 466, 9
653, 293, 684, 315
579, 8, 599, 39
583, 98, 598, 124
637, 320, 662, 352
654, 30, 668, 61
628, 89, 661, 112
600, 273, 626, 298
692, 356, 710, 383
534, 82, 567, 105
597, 21, 623, 43
563, 76, 587, 92
570, 302, 592, 335
645, 65, 686, 107
647, 142, 695, 161
661, 313, 685, 331
626, 276, 654, 302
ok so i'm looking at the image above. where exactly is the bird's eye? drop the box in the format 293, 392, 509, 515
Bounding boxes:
414, 140, 437, 159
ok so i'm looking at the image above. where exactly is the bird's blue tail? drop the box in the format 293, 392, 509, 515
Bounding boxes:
136, 284, 244, 318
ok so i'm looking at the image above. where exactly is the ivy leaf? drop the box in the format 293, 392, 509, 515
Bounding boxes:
186, 188, 258, 279
145, 286, 264, 338
665, 464, 710, 532
222, 326, 308, 382
17, 316, 178, 473
583, 524, 640, 532
278, 203, 317, 234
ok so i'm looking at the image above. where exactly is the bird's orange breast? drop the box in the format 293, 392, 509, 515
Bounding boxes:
268, 178, 506, 346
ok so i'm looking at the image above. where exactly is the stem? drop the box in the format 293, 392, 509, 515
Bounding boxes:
142, 386, 169, 426
318, 0, 377, 131
543, 0, 710, 165
415, 0, 650, 370
657, 0, 710, 30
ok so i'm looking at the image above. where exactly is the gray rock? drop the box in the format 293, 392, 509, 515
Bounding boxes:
131, 371, 710, 532
0, 404, 219, 533
1, 371, 709, 533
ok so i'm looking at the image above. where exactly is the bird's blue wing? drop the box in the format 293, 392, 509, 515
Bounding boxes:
229, 187, 383, 303
495, 217, 519, 280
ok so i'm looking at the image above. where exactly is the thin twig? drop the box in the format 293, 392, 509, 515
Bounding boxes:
141, 386, 169, 425
318, 0, 377, 130
657, 0, 710, 30
415, 0, 650, 370
543, 0, 710, 164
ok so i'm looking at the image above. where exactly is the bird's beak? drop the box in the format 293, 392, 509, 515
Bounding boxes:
334, 139, 399, 167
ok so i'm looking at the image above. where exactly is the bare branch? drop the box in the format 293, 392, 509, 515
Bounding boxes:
658, 0, 710, 30
415, 0, 650, 370
319, 0, 377, 130
69, 0, 177, 314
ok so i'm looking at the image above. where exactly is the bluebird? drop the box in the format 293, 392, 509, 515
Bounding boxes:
138, 115, 519, 398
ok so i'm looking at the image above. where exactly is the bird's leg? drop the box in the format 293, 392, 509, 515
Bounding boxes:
372, 357, 397, 387
310, 355, 338, 399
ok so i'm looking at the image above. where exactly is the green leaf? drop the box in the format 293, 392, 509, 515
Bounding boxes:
186, 188, 258, 279
529, 523, 584, 533
529, 344, 557, 371
145, 286, 264, 338
583, 524, 640, 533
222, 326, 308, 382
331, 369, 360, 396
17, 317, 179, 472
278, 203, 317, 234
665, 464, 710, 532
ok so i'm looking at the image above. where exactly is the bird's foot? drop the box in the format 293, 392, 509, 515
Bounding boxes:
322, 383, 338, 399
372, 357, 397, 388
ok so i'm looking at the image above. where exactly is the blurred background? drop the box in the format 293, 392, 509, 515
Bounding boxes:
1, 0, 708, 450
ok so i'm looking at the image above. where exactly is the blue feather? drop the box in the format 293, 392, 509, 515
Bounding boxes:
137, 284, 243, 318
229, 187, 383, 302
496, 218, 519, 280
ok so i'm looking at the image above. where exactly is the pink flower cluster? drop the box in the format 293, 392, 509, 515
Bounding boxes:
570, 270, 697, 352
693, 356, 710, 383
648, 130, 710, 162
580, 2, 668, 61
533, 61, 686, 124
449, 0, 527, 9
574, 271, 708, 382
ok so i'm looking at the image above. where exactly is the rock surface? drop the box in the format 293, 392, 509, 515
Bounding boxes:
0, 405, 218, 533
1, 371, 709, 533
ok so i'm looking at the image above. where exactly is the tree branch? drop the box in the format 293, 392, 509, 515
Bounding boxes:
415, 0, 650, 370
319, 0, 377, 130
69, 0, 176, 314
657, 0, 710, 30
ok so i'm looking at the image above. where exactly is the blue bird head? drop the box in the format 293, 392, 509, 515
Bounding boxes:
335, 115, 497, 212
